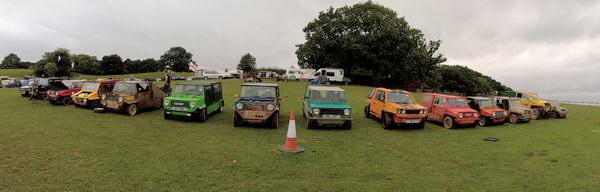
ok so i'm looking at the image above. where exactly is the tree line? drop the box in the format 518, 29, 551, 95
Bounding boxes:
295, 1, 512, 94
1, 47, 194, 77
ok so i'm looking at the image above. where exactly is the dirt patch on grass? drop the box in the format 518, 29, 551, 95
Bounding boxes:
525, 149, 548, 157
592, 130, 600, 133
590, 175, 600, 183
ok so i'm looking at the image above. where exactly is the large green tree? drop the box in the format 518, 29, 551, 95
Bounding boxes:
237, 53, 256, 72
296, 1, 446, 85
33, 48, 72, 76
432, 65, 511, 95
0, 53, 21, 69
100, 54, 124, 75
72, 54, 100, 75
159, 47, 192, 72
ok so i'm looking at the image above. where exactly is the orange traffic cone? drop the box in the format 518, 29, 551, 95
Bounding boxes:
279, 110, 304, 153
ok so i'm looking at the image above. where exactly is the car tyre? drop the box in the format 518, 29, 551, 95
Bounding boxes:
204, 77, 209, 80
343, 120, 352, 129
478, 117, 488, 127
382, 113, 394, 129
364, 105, 371, 118
443, 116, 454, 129
198, 108, 207, 122
509, 114, 519, 124
61, 97, 71, 105
233, 112, 242, 127
416, 120, 426, 129
218, 76, 223, 79
127, 104, 138, 116
163, 112, 171, 120
307, 119, 316, 129
548, 111, 557, 119
270, 111, 279, 129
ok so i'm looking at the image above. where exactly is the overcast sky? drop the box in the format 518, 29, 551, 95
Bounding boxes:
1, 0, 599, 102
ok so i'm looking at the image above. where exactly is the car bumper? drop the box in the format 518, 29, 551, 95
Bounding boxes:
308, 115, 352, 125
164, 109, 198, 117
455, 117, 478, 125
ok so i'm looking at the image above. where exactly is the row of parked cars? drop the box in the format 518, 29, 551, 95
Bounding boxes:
18, 77, 567, 130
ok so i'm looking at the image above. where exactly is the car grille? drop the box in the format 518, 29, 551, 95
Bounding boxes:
320, 108, 344, 115
405, 110, 422, 114
494, 112, 505, 119
77, 98, 85, 103
243, 104, 266, 111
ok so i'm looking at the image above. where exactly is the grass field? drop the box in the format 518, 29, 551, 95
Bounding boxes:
0, 69, 33, 77
1, 77, 600, 191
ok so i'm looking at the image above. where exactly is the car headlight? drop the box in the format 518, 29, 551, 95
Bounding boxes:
236, 103, 243, 110
420, 110, 424, 114
164, 100, 170, 106
190, 102, 196, 108
313, 108, 320, 115
83, 98, 87, 102
267, 104, 274, 110
504, 111, 508, 116
118, 96, 123, 103
459, 113, 464, 118
344, 109, 351, 116
474, 113, 479, 118
397, 109, 406, 114
101, 95, 106, 100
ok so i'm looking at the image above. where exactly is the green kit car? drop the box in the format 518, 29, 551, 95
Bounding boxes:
163, 81, 224, 121
302, 85, 352, 129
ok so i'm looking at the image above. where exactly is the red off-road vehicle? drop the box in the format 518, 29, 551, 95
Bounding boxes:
421, 93, 479, 129
47, 80, 85, 105
466, 97, 508, 126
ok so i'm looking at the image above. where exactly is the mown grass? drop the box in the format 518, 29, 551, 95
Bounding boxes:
0, 69, 32, 77
1, 76, 599, 191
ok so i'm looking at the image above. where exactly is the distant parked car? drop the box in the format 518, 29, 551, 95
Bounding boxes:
47, 80, 85, 105
493, 96, 533, 123
163, 81, 224, 121
303, 85, 352, 129
421, 93, 479, 129
202, 70, 226, 79
72, 80, 118, 108
364, 88, 427, 129
171, 76, 187, 81
466, 97, 508, 126
100, 81, 167, 116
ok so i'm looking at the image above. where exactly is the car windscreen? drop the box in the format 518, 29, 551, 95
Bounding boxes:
387, 92, 415, 104
448, 99, 468, 106
175, 84, 204, 95
310, 90, 345, 102
477, 99, 494, 108
82, 82, 100, 91
112, 83, 137, 95
241, 86, 276, 98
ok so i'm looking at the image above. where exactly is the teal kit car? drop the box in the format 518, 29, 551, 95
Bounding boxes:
163, 81, 224, 121
302, 85, 352, 129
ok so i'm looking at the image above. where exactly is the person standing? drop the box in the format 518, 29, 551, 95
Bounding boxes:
163, 69, 172, 93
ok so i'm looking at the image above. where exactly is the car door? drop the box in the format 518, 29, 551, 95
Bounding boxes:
371, 90, 386, 118
137, 83, 151, 109
303, 89, 311, 115
431, 96, 446, 122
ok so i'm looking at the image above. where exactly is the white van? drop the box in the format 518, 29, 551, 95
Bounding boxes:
193, 69, 227, 79
218, 68, 244, 79
285, 69, 315, 81
314, 68, 346, 83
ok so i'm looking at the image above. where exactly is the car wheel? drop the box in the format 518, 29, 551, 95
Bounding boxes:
382, 113, 393, 129
443, 116, 454, 129
163, 112, 171, 120
478, 117, 487, 127
233, 112, 242, 127
218, 76, 223, 79
416, 120, 426, 129
49, 100, 57, 105
548, 111, 557, 119
364, 105, 371, 118
509, 114, 519, 124
270, 111, 279, 129
198, 109, 207, 122
307, 119, 316, 129
204, 77, 208, 80
61, 97, 71, 105
343, 120, 352, 129
127, 104, 138, 116
532, 110, 541, 120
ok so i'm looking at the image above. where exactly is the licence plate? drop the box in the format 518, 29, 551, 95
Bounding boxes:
322, 114, 341, 118
173, 107, 187, 111
405, 119, 421, 124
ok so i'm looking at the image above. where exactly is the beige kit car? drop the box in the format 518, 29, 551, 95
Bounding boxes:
100, 81, 167, 116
